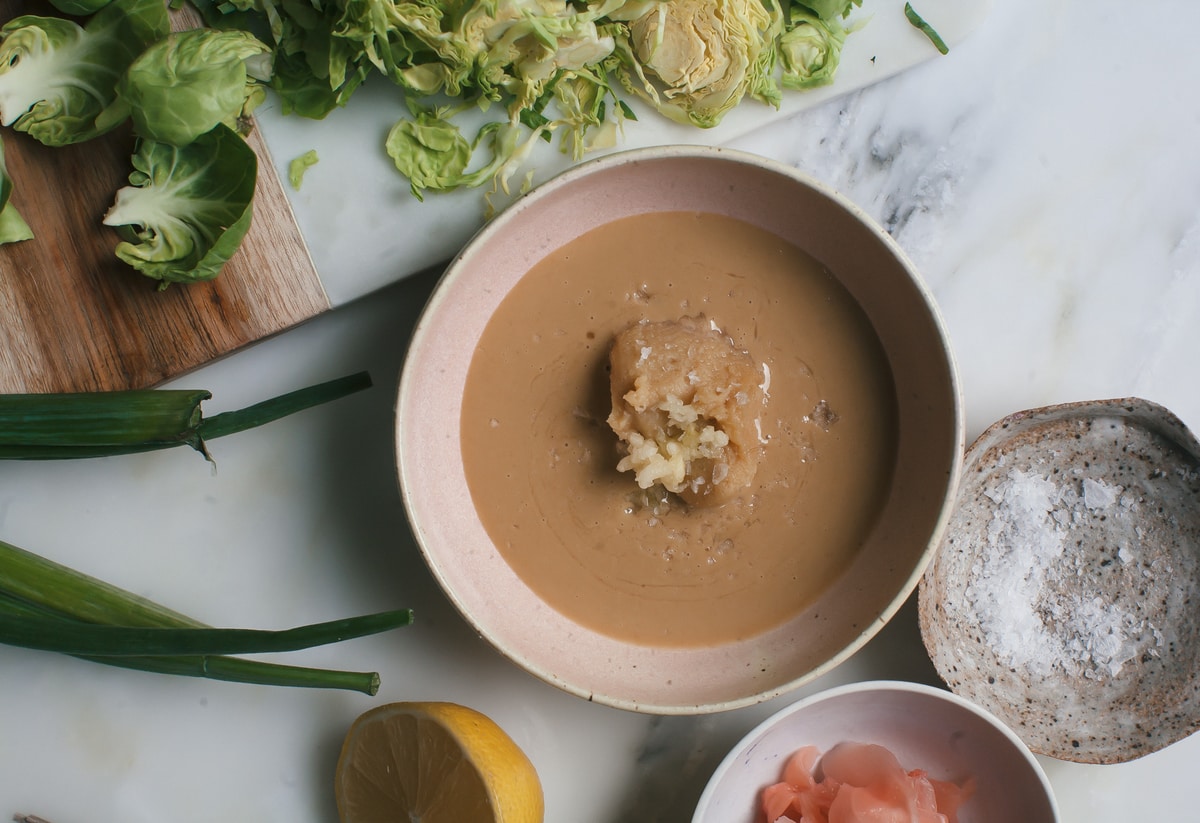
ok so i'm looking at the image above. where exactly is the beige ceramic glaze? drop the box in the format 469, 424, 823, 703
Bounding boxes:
692, 681, 1059, 823
396, 146, 964, 714
919, 398, 1200, 763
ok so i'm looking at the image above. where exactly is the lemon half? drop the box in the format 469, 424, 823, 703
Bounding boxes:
334, 701, 545, 823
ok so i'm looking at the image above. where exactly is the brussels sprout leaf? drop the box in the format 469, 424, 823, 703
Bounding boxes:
287, 149, 319, 190
102, 124, 257, 289
47, 0, 116, 16
116, 28, 273, 147
0, 132, 33, 244
0, 0, 169, 146
779, 10, 849, 90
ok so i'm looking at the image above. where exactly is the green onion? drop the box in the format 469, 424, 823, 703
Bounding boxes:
0, 371, 372, 460
0, 592, 383, 694
0, 389, 210, 452
99, 655, 383, 694
0, 609, 413, 656
0, 539, 410, 694
198, 371, 371, 439
904, 3, 949, 55
0, 538, 201, 627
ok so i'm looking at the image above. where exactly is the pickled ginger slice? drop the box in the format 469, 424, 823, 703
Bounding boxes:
759, 741, 974, 823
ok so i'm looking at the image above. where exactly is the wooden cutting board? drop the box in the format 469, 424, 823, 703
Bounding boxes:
0, 0, 330, 394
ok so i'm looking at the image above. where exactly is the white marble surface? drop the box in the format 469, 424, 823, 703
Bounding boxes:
3, 0, 1200, 820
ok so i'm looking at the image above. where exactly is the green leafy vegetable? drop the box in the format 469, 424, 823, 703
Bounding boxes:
0, 132, 32, 244
182, 0, 883, 196
46, 0, 116, 16
288, 148, 319, 190
267, 35, 370, 120
0, 371, 372, 460
115, 27, 273, 147
615, 0, 784, 128
794, 0, 861, 21
904, 2, 949, 55
0, 538, 406, 695
779, 9, 848, 90
0, 0, 883, 227
0, 0, 267, 284
180, 0, 878, 197
102, 123, 257, 289
0, 0, 168, 146
386, 108, 549, 200
385, 111, 474, 199
193, 0, 635, 197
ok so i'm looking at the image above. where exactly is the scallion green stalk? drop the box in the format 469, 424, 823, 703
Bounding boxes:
0, 540, 410, 694
0, 609, 414, 656
0, 389, 209, 449
0, 371, 372, 460
0, 539, 200, 627
0, 592, 382, 695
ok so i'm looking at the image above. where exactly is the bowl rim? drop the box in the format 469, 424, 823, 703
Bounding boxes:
691, 679, 1060, 822
395, 145, 966, 714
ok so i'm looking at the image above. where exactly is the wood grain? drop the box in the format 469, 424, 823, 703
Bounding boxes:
0, 0, 331, 393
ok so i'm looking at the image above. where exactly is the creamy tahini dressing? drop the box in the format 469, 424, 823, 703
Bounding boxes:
460, 211, 897, 647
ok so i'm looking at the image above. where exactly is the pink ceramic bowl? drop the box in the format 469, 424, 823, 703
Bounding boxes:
693, 681, 1059, 823
395, 146, 963, 713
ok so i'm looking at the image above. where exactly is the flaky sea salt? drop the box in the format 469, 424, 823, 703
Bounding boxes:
1083, 477, 1119, 510
965, 469, 1161, 681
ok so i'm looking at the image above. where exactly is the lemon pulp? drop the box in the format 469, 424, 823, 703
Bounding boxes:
335, 701, 544, 823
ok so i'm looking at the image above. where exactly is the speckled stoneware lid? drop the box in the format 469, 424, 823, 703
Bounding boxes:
918, 398, 1200, 764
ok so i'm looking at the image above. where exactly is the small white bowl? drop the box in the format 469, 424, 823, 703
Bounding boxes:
693, 680, 1059, 823
395, 146, 963, 713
